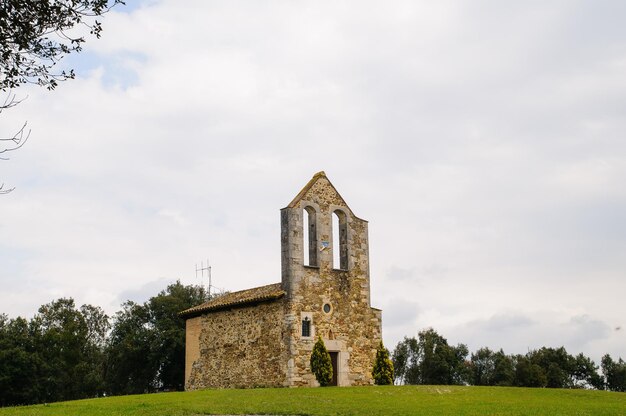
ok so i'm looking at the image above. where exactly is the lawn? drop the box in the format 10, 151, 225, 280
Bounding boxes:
1, 385, 624, 416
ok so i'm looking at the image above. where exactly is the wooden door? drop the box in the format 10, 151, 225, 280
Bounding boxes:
329, 352, 338, 386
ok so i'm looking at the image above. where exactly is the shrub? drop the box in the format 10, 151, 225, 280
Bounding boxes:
373, 342, 394, 385
310, 337, 333, 386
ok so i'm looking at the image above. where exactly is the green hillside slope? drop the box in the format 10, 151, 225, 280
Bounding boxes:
1, 385, 624, 416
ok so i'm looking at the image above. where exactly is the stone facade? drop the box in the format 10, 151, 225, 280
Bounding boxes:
181, 172, 382, 389
186, 299, 286, 388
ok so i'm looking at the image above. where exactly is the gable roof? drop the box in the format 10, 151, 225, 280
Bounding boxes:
286, 171, 329, 208
179, 283, 285, 318
286, 171, 360, 217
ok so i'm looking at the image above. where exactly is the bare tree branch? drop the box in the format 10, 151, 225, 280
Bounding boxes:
0, 93, 30, 193
0, 182, 16, 194
0, 92, 27, 111
0, 121, 31, 160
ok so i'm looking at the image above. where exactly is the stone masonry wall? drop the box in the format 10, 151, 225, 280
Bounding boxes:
185, 316, 202, 388
281, 173, 383, 387
186, 300, 287, 390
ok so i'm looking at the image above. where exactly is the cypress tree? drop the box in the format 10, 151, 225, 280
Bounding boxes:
310, 337, 333, 386
372, 342, 394, 385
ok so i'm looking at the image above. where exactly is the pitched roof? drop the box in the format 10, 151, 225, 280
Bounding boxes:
285, 171, 364, 221
286, 171, 328, 208
179, 283, 285, 318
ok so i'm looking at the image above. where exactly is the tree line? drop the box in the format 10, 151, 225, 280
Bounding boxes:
2, 287, 625, 407
0, 281, 208, 407
391, 328, 626, 392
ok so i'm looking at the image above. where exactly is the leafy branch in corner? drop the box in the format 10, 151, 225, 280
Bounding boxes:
0, 0, 124, 193
0, 0, 126, 91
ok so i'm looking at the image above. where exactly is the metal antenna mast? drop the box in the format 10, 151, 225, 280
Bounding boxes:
195, 259, 212, 298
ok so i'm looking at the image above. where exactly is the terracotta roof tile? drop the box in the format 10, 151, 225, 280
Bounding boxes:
179, 283, 284, 318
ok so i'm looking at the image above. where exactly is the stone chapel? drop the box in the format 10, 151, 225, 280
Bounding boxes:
180, 171, 383, 389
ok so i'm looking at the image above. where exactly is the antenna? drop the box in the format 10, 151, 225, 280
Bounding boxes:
195, 259, 212, 298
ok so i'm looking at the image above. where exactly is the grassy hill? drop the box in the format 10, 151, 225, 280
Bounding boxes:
0, 385, 624, 416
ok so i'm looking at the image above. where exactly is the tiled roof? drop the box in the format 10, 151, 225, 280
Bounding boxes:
179, 282, 284, 318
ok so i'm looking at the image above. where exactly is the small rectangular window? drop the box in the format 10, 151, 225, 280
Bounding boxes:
302, 317, 311, 337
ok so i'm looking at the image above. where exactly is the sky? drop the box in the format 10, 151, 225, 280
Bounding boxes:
1, 0, 625, 363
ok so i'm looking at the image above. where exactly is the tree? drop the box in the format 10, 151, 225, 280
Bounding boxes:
470, 347, 495, 386
514, 355, 547, 388
0, 298, 110, 406
491, 349, 515, 386
0, 315, 41, 406
105, 300, 157, 395
601, 354, 626, 392
418, 328, 468, 385
392, 336, 420, 385
104, 281, 210, 394
392, 329, 468, 386
0, 281, 208, 405
1, 0, 123, 193
148, 281, 209, 391
571, 352, 603, 390
310, 337, 333, 387
450, 342, 470, 385
1, 0, 125, 91
30, 298, 110, 402
528, 347, 573, 388
372, 342, 394, 385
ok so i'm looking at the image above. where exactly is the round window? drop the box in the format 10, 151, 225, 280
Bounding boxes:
323, 303, 331, 313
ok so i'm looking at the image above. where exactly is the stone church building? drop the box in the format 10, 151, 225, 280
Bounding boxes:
180, 172, 383, 389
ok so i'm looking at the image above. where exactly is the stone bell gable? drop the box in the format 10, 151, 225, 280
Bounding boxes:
281, 171, 381, 387
181, 172, 382, 390
281, 171, 371, 301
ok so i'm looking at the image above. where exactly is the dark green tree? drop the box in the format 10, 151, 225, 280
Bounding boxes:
105, 301, 156, 395
392, 336, 420, 385
528, 347, 573, 388
491, 349, 515, 386
392, 329, 468, 385
104, 281, 209, 394
310, 337, 333, 387
601, 354, 626, 392
571, 352, 603, 389
148, 281, 209, 391
450, 342, 470, 385
30, 298, 110, 402
470, 347, 495, 386
0, 282, 206, 405
0, 301, 109, 406
469, 347, 515, 387
372, 342, 394, 385
0, 315, 42, 406
418, 328, 468, 385
514, 355, 547, 388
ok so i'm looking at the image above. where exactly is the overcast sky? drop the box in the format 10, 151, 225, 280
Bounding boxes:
1, 0, 625, 363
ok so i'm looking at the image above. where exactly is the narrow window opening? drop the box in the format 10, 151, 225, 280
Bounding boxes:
303, 210, 310, 265
302, 316, 311, 337
332, 212, 340, 268
332, 210, 348, 270
304, 206, 318, 266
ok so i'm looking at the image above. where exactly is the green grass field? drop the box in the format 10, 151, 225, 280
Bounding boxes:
1, 386, 624, 416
